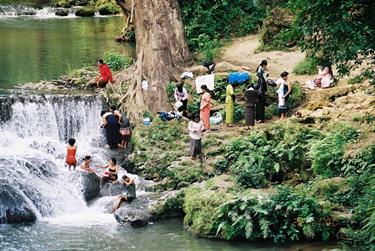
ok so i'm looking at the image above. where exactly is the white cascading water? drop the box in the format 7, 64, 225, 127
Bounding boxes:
0, 5, 101, 18
0, 94, 116, 225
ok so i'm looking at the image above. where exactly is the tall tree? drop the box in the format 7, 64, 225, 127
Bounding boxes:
114, 0, 191, 120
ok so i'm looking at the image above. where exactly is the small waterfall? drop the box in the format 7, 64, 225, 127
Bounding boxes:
0, 5, 91, 18
0, 94, 112, 224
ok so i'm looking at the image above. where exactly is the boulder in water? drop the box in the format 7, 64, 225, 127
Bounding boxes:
80, 172, 101, 201
55, 8, 69, 16
0, 185, 37, 224
75, 7, 95, 17
100, 181, 126, 197
114, 196, 152, 227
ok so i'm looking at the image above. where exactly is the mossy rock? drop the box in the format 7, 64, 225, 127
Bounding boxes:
55, 8, 69, 16
75, 7, 96, 17
97, 3, 120, 15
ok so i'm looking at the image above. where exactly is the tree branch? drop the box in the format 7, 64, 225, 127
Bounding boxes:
115, 0, 131, 14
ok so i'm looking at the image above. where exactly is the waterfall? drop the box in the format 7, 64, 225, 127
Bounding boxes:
0, 93, 113, 224
0, 5, 95, 18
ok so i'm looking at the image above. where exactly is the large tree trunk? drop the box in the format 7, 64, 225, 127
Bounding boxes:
114, 0, 191, 120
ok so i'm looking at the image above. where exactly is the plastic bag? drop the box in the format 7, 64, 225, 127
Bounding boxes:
210, 112, 223, 125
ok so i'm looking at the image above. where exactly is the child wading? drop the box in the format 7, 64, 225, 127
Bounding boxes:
188, 115, 205, 160
66, 138, 77, 171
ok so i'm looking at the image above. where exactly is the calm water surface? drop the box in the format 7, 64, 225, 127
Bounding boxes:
0, 219, 338, 251
0, 16, 135, 88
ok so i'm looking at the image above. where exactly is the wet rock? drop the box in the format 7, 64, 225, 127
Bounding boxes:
75, 7, 95, 17
149, 190, 184, 220
100, 182, 126, 197
55, 8, 69, 16
114, 196, 152, 227
80, 172, 101, 201
0, 185, 37, 224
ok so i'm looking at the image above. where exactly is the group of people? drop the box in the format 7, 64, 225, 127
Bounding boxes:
65, 138, 136, 212
100, 106, 132, 149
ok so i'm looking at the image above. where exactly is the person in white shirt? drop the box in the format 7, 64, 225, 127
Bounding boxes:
188, 115, 205, 160
174, 82, 189, 115
275, 71, 292, 119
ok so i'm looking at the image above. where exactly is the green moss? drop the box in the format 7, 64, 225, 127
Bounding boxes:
293, 57, 318, 75
153, 191, 185, 219
183, 186, 235, 236
75, 7, 96, 17
97, 3, 120, 15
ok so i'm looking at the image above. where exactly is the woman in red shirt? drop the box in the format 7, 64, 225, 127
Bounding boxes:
96, 59, 114, 87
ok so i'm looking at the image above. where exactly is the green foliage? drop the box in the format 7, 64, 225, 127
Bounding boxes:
287, 81, 304, 109
166, 82, 177, 103
293, 57, 318, 75
74, 6, 95, 17
288, 0, 375, 77
104, 50, 133, 71
258, 7, 293, 51
339, 145, 375, 248
309, 124, 359, 177
140, 118, 187, 144
218, 122, 321, 188
97, 3, 120, 15
215, 186, 334, 242
353, 114, 375, 124
183, 187, 234, 236
179, 0, 266, 53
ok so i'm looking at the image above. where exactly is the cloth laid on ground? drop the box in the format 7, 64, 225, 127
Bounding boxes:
195, 74, 215, 94
158, 111, 181, 121
210, 112, 223, 125
228, 72, 250, 84
181, 71, 194, 79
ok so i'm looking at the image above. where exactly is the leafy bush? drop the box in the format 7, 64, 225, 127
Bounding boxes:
218, 122, 321, 188
309, 124, 359, 177
104, 50, 133, 71
293, 57, 318, 75
184, 186, 234, 236
97, 3, 120, 15
179, 0, 266, 53
215, 186, 334, 242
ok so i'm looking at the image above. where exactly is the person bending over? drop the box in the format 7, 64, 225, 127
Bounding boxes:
113, 175, 136, 212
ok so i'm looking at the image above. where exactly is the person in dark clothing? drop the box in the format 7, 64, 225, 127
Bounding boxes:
254, 60, 268, 123
100, 109, 120, 149
114, 110, 131, 149
244, 86, 259, 128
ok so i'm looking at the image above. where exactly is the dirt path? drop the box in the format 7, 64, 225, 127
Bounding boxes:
219, 34, 309, 82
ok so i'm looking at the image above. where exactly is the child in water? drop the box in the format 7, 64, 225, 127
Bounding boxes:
66, 138, 77, 171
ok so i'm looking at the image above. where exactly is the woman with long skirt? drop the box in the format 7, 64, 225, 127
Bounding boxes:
225, 83, 235, 127
199, 85, 212, 131
254, 60, 268, 123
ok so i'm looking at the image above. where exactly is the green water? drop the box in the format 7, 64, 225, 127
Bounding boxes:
0, 219, 338, 251
0, 16, 135, 88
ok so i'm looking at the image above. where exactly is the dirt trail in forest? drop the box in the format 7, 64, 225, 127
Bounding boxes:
219, 34, 310, 83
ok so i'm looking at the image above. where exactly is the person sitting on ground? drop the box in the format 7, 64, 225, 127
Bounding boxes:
315, 65, 333, 88
98, 157, 119, 185
276, 71, 292, 119
66, 138, 77, 171
174, 82, 188, 115
96, 59, 114, 88
188, 114, 205, 160
113, 174, 136, 212
79, 155, 94, 173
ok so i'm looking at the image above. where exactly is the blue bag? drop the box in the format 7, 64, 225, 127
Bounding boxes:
228, 72, 250, 84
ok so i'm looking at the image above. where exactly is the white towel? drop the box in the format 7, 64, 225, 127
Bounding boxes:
195, 74, 215, 94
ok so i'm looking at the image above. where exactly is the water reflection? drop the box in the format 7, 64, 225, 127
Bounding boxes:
0, 16, 135, 88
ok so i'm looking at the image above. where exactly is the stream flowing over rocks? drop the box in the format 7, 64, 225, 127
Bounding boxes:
0, 91, 162, 225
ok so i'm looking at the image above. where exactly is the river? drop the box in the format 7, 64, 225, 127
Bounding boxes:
0, 4, 135, 88
0, 3, 338, 251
